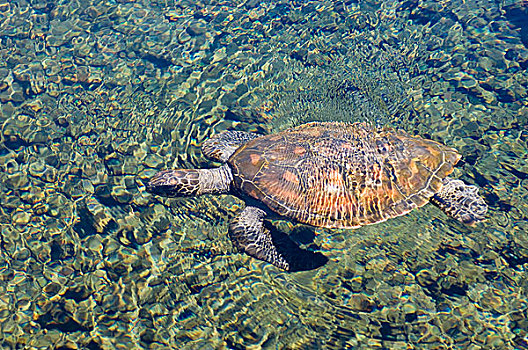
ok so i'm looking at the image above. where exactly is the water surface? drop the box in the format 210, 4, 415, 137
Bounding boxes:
0, 0, 527, 348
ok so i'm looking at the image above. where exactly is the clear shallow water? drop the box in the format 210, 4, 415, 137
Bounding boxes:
0, 0, 527, 348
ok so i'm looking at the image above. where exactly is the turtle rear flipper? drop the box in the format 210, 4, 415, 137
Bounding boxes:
147, 165, 232, 197
431, 177, 488, 225
229, 206, 328, 271
202, 130, 261, 162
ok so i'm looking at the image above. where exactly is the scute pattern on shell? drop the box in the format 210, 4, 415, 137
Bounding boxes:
229, 122, 461, 229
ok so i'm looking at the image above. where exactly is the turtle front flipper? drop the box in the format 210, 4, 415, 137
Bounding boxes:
430, 177, 488, 226
229, 206, 328, 271
147, 164, 232, 197
202, 130, 261, 162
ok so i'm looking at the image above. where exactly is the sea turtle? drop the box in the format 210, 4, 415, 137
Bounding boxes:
146, 122, 487, 271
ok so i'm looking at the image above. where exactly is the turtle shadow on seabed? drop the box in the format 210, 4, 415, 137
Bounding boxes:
265, 223, 329, 272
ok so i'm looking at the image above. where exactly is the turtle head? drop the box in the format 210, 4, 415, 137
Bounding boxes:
146, 165, 233, 197
146, 169, 200, 197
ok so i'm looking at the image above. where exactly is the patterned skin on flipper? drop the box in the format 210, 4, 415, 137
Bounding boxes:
430, 177, 488, 225
229, 206, 290, 270
202, 130, 261, 162
229, 122, 461, 229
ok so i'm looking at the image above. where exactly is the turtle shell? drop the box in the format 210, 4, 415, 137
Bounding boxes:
229, 122, 461, 229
